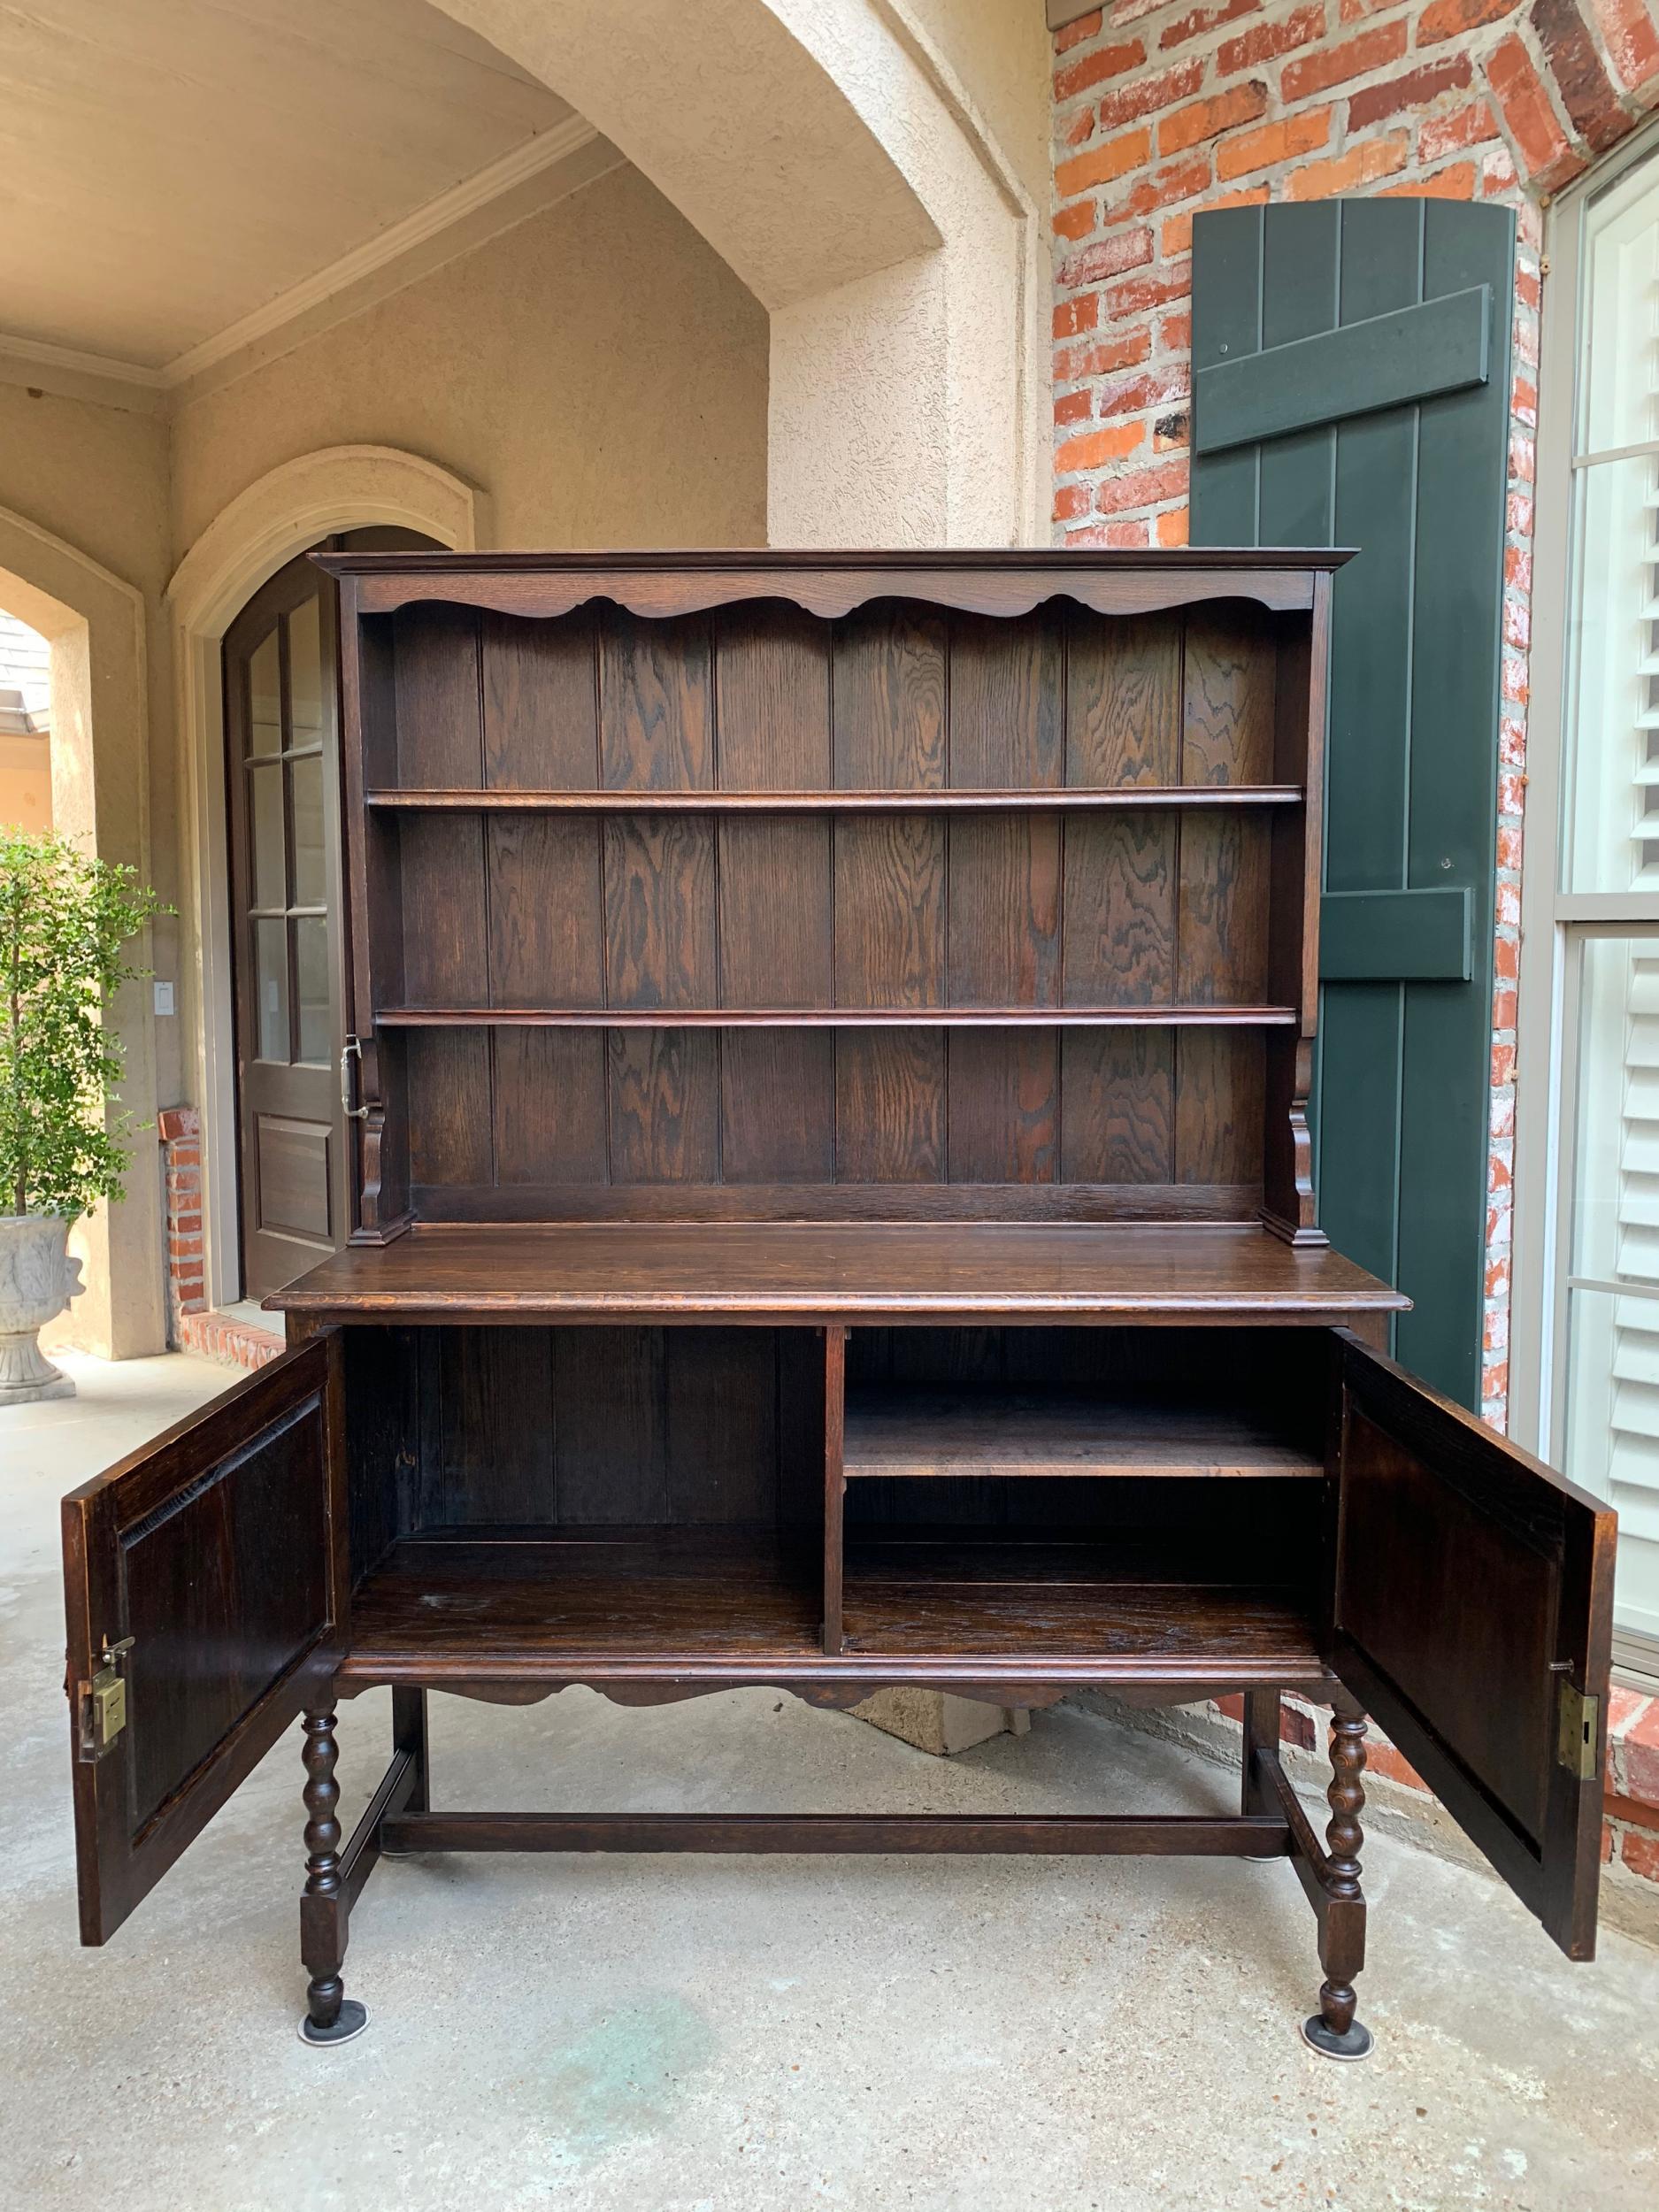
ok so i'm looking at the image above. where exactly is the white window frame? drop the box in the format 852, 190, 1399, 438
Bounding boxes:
1514, 121, 1659, 1688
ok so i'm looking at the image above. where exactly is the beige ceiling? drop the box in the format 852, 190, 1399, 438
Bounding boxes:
0, 0, 576, 369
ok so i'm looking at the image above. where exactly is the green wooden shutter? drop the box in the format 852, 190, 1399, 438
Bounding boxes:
1191, 199, 1514, 1409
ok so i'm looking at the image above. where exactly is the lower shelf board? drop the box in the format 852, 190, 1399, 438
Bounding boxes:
339, 1528, 1326, 1686
842, 1389, 1323, 1480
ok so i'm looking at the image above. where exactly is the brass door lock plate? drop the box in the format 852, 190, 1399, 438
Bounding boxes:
77, 1635, 134, 1761
1556, 1679, 1599, 1782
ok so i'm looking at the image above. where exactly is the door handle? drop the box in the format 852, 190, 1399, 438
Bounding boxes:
340, 1035, 370, 1122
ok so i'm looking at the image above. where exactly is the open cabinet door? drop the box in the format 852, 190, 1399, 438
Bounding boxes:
1329, 1333, 1615, 1958
61, 1332, 346, 1945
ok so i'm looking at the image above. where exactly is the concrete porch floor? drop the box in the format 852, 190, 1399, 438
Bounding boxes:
4, 1355, 1656, 2211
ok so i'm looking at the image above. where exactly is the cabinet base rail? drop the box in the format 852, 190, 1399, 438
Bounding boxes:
303, 1686, 1373, 2061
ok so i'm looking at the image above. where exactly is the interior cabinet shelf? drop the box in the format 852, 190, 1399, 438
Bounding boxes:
365, 785, 1304, 811
374, 1004, 1302, 1029
842, 1390, 1323, 1479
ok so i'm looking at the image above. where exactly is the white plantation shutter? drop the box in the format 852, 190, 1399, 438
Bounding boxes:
1560, 149, 1659, 1655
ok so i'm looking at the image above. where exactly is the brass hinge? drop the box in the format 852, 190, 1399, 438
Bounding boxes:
1556, 1679, 1599, 1782
76, 1635, 134, 1762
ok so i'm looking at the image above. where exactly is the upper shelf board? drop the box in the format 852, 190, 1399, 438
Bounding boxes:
365, 786, 1305, 812
269, 1221, 1409, 1323
374, 1005, 1302, 1030
314, 546, 1355, 624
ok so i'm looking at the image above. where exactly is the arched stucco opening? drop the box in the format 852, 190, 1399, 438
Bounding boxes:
0, 508, 165, 1360
167, 444, 484, 1310
426, 0, 1048, 547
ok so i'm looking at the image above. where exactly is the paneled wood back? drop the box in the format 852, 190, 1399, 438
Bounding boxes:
327, 555, 1334, 1235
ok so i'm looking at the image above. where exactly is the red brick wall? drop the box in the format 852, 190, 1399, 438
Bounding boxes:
1051, 0, 1659, 1430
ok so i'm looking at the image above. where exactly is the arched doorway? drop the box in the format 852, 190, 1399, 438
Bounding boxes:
221, 526, 437, 1296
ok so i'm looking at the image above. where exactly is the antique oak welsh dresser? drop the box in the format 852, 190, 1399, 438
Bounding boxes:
60, 550, 1616, 2059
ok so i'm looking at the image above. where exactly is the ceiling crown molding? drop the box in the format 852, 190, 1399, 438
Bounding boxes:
0, 111, 600, 413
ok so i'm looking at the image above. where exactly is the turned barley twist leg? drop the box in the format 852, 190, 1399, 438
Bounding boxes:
1302, 1691, 1374, 2062
298, 1706, 366, 2046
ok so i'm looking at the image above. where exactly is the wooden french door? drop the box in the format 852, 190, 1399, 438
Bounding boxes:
222, 528, 435, 1297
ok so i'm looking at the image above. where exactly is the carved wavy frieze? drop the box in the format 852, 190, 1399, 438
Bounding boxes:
342, 567, 1320, 624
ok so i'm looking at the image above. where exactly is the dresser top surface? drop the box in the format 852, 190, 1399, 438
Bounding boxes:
268, 1222, 1406, 1324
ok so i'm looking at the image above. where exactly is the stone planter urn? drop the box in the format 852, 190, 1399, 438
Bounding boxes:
0, 1214, 83, 1404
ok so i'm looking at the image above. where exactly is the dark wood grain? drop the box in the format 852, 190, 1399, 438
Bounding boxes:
949, 611, 1064, 787
1067, 611, 1182, 785
482, 609, 598, 789
1182, 609, 1277, 784
601, 609, 712, 789
603, 815, 716, 1009
834, 1030, 946, 1182
715, 603, 831, 788
833, 605, 947, 788
606, 1029, 719, 1182
833, 816, 947, 1007
487, 816, 602, 1009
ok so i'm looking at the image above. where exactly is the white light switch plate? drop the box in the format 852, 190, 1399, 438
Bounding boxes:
153, 980, 174, 1016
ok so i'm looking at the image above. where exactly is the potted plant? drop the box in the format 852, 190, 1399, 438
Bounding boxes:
1, 827, 164, 1403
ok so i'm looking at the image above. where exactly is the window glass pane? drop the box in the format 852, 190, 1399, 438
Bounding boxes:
1564, 1286, 1659, 1642
254, 918, 289, 1061
1571, 935, 1659, 1286
290, 754, 326, 907
248, 627, 281, 757
295, 918, 330, 1064
288, 595, 326, 748
249, 760, 287, 909
1581, 148, 1659, 456
1561, 455, 1659, 892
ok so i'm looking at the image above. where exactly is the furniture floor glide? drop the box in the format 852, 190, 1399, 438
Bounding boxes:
58, 553, 1615, 2058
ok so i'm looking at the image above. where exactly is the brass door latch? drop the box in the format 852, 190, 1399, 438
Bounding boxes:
1556, 1678, 1599, 1782
76, 1635, 134, 1762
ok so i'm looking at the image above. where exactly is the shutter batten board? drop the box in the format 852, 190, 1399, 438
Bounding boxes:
1320, 888, 1472, 983
1194, 287, 1491, 456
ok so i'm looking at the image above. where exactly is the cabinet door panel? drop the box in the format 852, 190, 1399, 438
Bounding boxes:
61, 1333, 345, 1944
1330, 1333, 1614, 1958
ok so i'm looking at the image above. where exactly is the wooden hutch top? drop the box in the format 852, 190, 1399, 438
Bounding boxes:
273, 546, 1405, 1329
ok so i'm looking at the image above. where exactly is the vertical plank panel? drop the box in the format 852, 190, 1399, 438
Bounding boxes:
835, 1029, 945, 1180
833, 817, 947, 1007
1177, 813, 1271, 1003
1066, 613, 1182, 784
553, 1328, 667, 1523
399, 817, 487, 1003
1394, 201, 1511, 1403
832, 605, 947, 787
1181, 611, 1278, 783
1062, 816, 1176, 1005
1191, 205, 1265, 542
393, 605, 481, 785
719, 819, 832, 1006
487, 817, 603, 1007
437, 1328, 555, 1523
493, 1031, 608, 1187
603, 816, 717, 1008
715, 604, 831, 788
949, 611, 1064, 787
947, 1031, 1059, 1183
607, 1030, 719, 1181
405, 1030, 492, 1188
666, 1330, 778, 1521
949, 813, 1062, 1006
721, 1033, 835, 1181
1319, 196, 1419, 1325
482, 610, 598, 788
600, 611, 713, 789
1059, 1032, 1174, 1184
1175, 1030, 1264, 1187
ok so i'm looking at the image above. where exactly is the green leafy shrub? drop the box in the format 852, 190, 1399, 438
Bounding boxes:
1, 828, 165, 1218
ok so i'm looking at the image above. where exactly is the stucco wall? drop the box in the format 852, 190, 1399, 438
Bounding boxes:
0, 387, 182, 1102
169, 164, 769, 554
